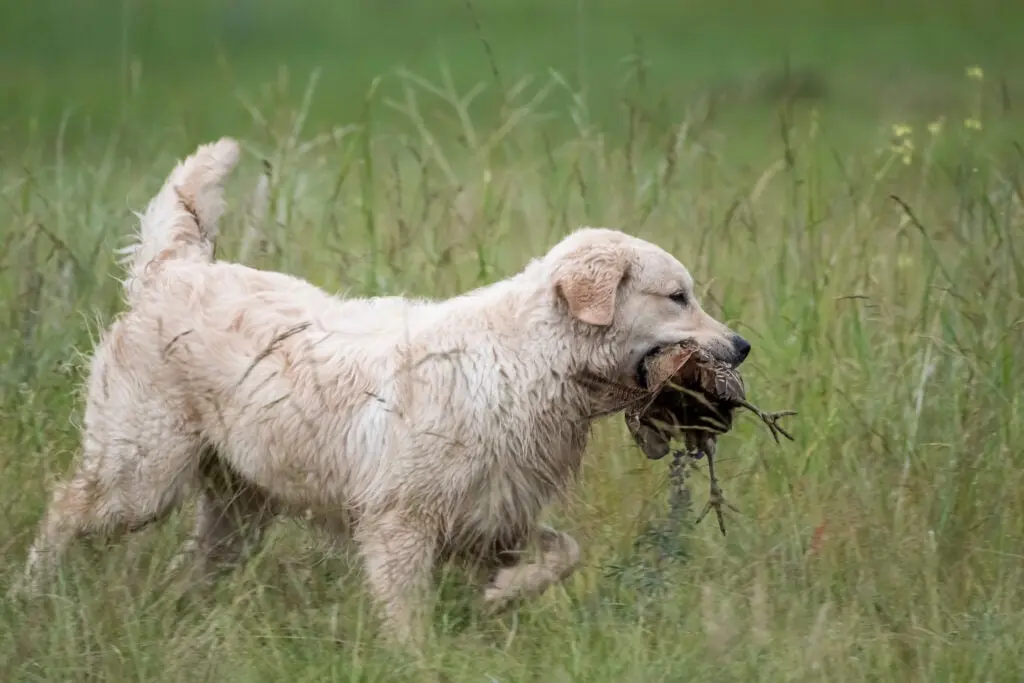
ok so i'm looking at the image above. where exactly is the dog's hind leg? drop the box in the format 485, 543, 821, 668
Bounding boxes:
481, 525, 581, 612
168, 452, 278, 587
11, 432, 201, 598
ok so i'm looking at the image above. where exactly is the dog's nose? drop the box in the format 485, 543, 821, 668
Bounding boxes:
731, 334, 751, 365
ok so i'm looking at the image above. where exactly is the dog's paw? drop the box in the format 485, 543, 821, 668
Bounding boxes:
482, 565, 535, 614
482, 576, 520, 613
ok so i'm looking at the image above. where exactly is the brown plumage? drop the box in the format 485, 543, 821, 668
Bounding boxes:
577, 340, 795, 535
625, 340, 795, 534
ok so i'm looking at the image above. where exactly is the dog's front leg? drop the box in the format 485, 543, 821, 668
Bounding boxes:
482, 525, 581, 612
356, 512, 438, 648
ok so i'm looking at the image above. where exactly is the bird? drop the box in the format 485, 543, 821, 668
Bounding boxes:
623, 340, 796, 535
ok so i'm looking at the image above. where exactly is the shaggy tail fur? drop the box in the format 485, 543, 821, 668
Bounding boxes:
118, 137, 241, 301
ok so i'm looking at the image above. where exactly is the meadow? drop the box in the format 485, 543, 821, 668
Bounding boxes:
1, 1, 1023, 680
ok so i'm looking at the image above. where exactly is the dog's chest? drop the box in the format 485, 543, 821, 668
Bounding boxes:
477, 368, 590, 477
470, 410, 587, 511
394, 337, 593, 527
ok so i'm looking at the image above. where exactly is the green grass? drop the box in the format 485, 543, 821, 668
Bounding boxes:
2, 1, 1024, 681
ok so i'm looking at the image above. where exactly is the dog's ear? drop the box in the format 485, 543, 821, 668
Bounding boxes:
553, 244, 629, 326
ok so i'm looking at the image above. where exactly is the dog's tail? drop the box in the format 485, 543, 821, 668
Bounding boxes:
118, 137, 241, 300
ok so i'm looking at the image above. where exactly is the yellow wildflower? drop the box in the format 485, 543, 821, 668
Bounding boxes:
964, 118, 983, 130
966, 66, 984, 81
891, 123, 912, 138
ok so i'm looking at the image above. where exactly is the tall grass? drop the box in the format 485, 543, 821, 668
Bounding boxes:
0, 63, 1021, 682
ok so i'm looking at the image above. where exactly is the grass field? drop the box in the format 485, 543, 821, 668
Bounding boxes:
2, 1, 1024, 681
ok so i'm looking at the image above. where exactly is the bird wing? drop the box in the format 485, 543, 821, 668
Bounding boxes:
645, 343, 700, 393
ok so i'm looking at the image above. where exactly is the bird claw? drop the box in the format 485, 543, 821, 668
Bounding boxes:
763, 410, 796, 443
694, 482, 740, 535
740, 401, 797, 444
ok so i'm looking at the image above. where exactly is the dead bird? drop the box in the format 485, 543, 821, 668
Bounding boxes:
623, 341, 796, 535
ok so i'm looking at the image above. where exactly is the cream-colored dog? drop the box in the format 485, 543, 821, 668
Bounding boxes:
13, 138, 750, 644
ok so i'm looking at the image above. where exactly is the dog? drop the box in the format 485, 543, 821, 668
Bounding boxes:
13, 138, 751, 645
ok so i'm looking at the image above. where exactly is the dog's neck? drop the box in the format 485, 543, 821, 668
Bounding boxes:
453, 275, 627, 423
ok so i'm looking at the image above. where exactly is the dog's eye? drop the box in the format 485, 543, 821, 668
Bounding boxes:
669, 291, 689, 307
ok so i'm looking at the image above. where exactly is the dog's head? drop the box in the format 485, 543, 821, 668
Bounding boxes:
544, 227, 750, 390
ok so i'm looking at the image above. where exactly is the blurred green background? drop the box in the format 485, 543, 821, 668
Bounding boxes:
4, 0, 1023, 154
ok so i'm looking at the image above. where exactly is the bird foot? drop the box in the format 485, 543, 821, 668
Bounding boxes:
763, 409, 797, 442
695, 480, 740, 535
740, 401, 797, 444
